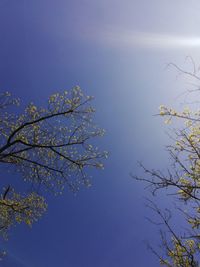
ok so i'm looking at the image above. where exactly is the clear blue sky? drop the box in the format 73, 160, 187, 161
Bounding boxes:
1, 1, 200, 266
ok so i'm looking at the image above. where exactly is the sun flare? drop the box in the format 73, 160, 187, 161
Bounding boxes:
102, 29, 200, 49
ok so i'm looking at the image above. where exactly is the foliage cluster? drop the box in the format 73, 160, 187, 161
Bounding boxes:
0, 87, 107, 242
135, 64, 200, 267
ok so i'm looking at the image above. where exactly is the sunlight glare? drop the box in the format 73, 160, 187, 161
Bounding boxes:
102, 30, 200, 49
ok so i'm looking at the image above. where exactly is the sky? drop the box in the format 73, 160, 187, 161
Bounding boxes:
1, 0, 200, 266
